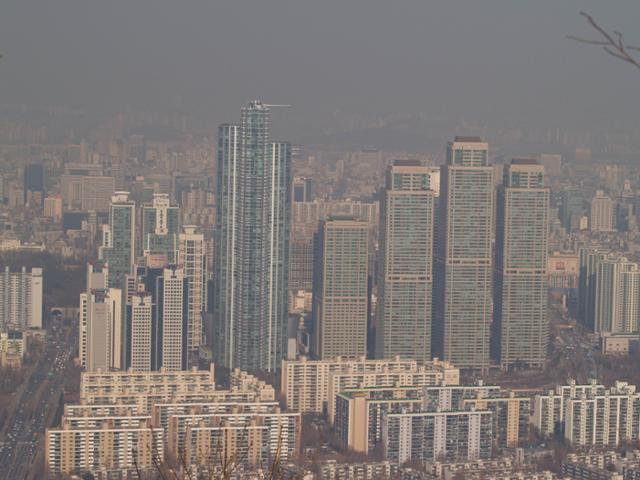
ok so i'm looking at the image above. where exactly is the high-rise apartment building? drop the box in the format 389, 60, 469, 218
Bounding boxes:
493, 159, 550, 369
435, 137, 493, 369
312, 218, 369, 360
375, 160, 435, 362
85, 288, 123, 372
579, 247, 610, 331
214, 101, 291, 372
141, 193, 181, 263
178, 226, 207, 350
0, 266, 43, 330
127, 293, 153, 371
579, 248, 640, 334
593, 255, 640, 334
590, 190, 615, 232
100, 192, 136, 290
153, 266, 188, 371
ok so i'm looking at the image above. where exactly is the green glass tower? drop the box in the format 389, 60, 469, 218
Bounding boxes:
141, 193, 181, 263
100, 192, 136, 291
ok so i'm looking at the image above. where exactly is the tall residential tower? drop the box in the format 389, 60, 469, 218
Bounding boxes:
214, 101, 291, 371
375, 160, 435, 362
493, 159, 550, 369
435, 137, 493, 369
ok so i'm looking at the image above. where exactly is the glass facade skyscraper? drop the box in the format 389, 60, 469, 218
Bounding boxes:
141, 193, 181, 263
214, 101, 291, 372
434, 137, 493, 369
375, 160, 435, 362
100, 192, 136, 291
493, 159, 550, 369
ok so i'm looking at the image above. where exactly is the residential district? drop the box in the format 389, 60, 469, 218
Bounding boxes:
2, 102, 640, 479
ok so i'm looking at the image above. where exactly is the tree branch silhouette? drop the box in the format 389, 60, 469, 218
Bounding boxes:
567, 11, 640, 70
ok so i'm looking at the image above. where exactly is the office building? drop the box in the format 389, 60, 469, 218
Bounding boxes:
60, 173, 115, 212
494, 159, 550, 369
79, 262, 109, 368
281, 356, 459, 415
100, 192, 136, 290
293, 176, 314, 202
178, 226, 207, 350
141, 193, 181, 263
43, 195, 63, 222
0, 266, 43, 330
214, 101, 291, 372
560, 189, 584, 232
24, 162, 45, 206
382, 409, 493, 463
85, 288, 123, 372
313, 217, 369, 360
375, 160, 435, 362
590, 190, 615, 232
435, 137, 493, 368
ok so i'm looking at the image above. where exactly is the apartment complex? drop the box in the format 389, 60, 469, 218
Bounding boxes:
47, 366, 290, 477
281, 356, 459, 415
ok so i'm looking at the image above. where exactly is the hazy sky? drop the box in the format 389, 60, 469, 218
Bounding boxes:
1, 0, 639, 139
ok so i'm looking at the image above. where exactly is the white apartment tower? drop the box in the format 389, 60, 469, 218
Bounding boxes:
178, 226, 207, 350
0, 266, 43, 330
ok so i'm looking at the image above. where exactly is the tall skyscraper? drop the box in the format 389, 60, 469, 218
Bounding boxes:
435, 137, 493, 369
375, 160, 435, 362
24, 162, 45, 207
178, 226, 207, 350
493, 159, 550, 369
214, 101, 291, 372
0, 266, 43, 330
141, 193, 181, 263
85, 288, 123, 372
312, 217, 369, 360
100, 192, 136, 290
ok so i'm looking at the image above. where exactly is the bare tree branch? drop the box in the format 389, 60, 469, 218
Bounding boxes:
567, 11, 640, 70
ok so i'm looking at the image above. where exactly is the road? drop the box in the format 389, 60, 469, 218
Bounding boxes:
0, 322, 74, 480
